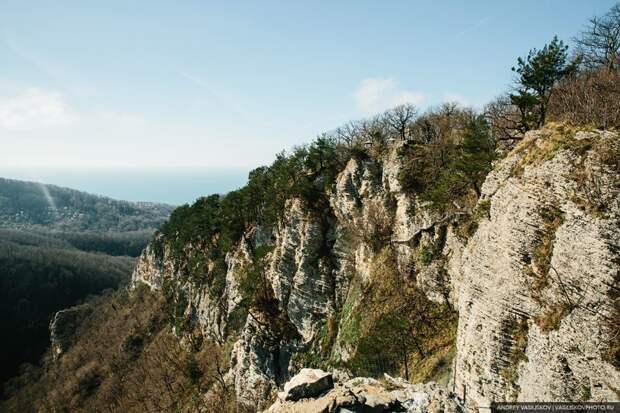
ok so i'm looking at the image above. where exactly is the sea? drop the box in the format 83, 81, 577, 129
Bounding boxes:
0, 167, 251, 206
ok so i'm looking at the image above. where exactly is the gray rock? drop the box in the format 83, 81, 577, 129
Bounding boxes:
282, 368, 334, 401
264, 374, 462, 413
450, 127, 620, 407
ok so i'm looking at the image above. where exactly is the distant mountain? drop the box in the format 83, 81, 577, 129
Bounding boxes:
0, 177, 174, 232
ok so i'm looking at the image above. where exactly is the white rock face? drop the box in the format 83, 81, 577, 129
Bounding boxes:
450, 128, 620, 408
131, 241, 171, 290
131, 233, 251, 342
131, 126, 619, 410
268, 199, 332, 343
224, 236, 252, 315
230, 313, 287, 405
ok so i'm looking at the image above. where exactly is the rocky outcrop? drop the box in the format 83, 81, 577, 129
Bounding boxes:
449, 126, 620, 408
132, 233, 253, 342
265, 370, 463, 413
49, 304, 93, 360
267, 199, 332, 344
131, 124, 619, 410
225, 151, 450, 405
131, 241, 172, 290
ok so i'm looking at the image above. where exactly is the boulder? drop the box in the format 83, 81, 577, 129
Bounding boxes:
265, 371, 463, 413
282, 368, 334, 401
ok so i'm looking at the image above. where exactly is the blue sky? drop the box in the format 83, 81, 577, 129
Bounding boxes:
0, 0, 616, 171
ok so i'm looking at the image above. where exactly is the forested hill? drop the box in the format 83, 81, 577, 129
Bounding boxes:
0, 177, 174, 232
0, 178, 174, 392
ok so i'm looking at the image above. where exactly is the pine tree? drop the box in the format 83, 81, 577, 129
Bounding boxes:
511, 36, 579, 130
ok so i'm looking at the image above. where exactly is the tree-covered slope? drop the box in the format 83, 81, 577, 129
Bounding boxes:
0, 238, 132, 390
0, 177, 174, 232
0, 179, 173, 396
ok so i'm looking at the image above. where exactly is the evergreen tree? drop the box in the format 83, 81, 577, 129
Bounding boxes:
457, 115, 495, 197
511, 36, 579, 130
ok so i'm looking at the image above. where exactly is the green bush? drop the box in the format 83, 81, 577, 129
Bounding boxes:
417, 242, 435, 267
398, 114, 494, 212
184, 355, 203, 384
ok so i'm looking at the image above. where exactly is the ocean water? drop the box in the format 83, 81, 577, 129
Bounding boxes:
0, 167, 251, 205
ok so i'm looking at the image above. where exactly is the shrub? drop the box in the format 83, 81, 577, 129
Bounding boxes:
500, 317, 529, 398
184, 355, 203, 384
342, 247, 457, 382
456, 199, 491, 239
399, 114, 494, 213
549, 68, 620, 129
416, 242, 435, 267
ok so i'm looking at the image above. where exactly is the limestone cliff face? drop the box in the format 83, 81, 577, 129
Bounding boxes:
449, 126, 620, 407
267, 198, 332, 344
132, 125, 619, 410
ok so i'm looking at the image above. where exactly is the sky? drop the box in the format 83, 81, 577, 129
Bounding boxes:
0, 0, 616, 202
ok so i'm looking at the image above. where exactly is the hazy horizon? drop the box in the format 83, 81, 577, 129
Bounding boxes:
0, 166, 249, 205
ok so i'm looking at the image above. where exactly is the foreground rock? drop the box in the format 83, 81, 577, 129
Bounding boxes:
282, 368, 334, 401
265, 370, 463, 413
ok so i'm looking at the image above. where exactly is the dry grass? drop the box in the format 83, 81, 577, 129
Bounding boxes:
527, 205, 565, 305
511, 123, 593, 177
571, 131, 620, 217
602, 263, 620, 368
535, 302, 574, 333
500, 317, 529, 399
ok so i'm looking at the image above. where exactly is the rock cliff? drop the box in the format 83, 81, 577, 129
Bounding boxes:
449, 125, 620, 407
132, 124, 619, 410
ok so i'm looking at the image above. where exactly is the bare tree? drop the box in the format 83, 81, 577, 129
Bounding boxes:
358, 116, 387, 144
484, 95, 523, 143
382, 104, 418, 141
334, 121, 361, 147
574, 3, 620, 71
548, 68, 620, 129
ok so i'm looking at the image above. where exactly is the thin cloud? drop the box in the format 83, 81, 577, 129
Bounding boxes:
178, 71, 270, 127
354, 77, 425, 116
0, 88, 75, 130
3, 37, 97, 97
455, 16, 492, 39
3, 38, 58, 80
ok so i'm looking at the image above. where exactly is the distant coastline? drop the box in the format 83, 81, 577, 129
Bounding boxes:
0, 167, 250, 205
